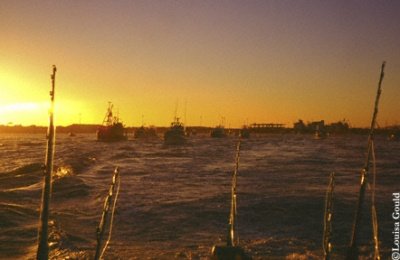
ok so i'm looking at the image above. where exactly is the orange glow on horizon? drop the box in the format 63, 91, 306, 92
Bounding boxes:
1, 2, 399, 128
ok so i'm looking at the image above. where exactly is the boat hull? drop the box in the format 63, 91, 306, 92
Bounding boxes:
97, 124, 127, 142
211, 127, 226, 138
164, 132, 186, 145
134, 127, 158, 139
164, 128, 186, 145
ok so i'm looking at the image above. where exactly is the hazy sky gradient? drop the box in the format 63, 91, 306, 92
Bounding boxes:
1, 1, 399, 127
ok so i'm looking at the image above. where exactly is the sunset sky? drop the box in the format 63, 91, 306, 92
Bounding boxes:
1, 1, 399, 128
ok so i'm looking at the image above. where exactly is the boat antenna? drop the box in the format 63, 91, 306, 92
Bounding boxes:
103, 102, 113, 126
116, 106, 120, 123
221, 116, 226, 127
36, 65, 57, 260
174, 99, 179, 121
184, 98, 187, 127
346, 61, 385, 260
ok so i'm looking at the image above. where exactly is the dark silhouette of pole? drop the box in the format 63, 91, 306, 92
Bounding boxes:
37, 65, 57, 260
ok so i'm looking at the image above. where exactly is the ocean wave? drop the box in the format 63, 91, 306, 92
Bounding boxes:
52, 175, 91, 199
0, 134, 398, 258
0, 163, 43, 190
0, 202, 37, 227
17, 141, 46, 147
10, 163, 43, 175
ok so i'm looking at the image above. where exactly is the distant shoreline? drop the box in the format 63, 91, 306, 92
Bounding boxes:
1, 124, 398, 135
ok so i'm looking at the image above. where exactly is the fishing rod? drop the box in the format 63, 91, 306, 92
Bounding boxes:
211, 139, 250, 259
346, 61, 385, 260
370, 141, 380, 259
95, 167, 121, 260
37, 65, 57, 260
323, 172, 335, 260
227, 139, 241, 247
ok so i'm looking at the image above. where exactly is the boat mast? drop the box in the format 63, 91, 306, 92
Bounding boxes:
103, 102, 114, 126
37, 65, 57, 260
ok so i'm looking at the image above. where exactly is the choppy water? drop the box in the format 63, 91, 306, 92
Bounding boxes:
0, 133, 399, 259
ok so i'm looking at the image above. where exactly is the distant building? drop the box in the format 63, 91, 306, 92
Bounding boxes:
293, 119, 351, 134
293, 120, 306, 133
308, 120, 325, 132
328, 120, 349, 133
294, 119, 325, 133
249, 123, 285, 133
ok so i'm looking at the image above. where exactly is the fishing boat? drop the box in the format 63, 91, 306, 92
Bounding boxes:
134, 126, 157, 139
97, 103, 127, 142
239, 126, 250, 138
388, 129, 399, 141
211, 125, 227, 138
164, 117, 186, 145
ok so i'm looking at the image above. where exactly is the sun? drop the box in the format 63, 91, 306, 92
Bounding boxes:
0, 103, 40, 113
0, 102, 49, 126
